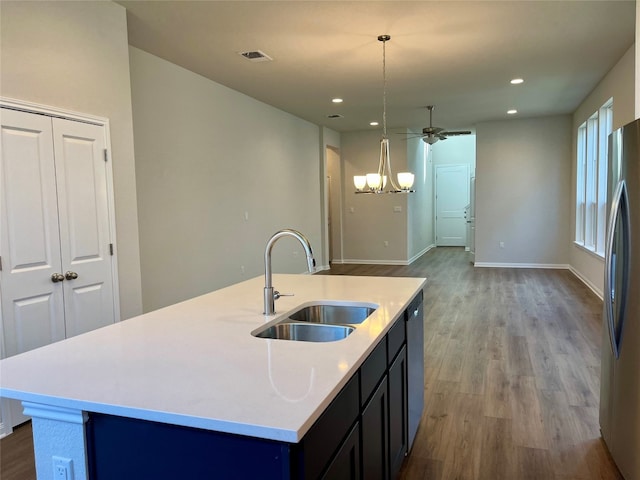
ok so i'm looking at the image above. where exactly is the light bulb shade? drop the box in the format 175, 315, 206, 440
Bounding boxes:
354, 175, 367, 191
383, 175, 388, 188
397, 172, 415, 190
366, 173, 382, 190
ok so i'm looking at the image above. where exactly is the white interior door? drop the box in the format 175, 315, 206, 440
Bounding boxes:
435, 164, 469, 246
1, 107, 117, 431
52, 118, 115, 337
1, 109, 67, 429
1, 109, 67, 356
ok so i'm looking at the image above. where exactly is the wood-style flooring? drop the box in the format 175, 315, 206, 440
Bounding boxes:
325, 247, 621, 480
0, 247, 621, 479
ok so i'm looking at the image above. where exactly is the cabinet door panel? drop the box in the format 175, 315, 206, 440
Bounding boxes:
389, 346, 407, 478
321, 422, 360, 480
362, 376, 389, 480
52, 118, 115, 337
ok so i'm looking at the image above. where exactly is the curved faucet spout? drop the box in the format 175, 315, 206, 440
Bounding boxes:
264, 229, 316, 315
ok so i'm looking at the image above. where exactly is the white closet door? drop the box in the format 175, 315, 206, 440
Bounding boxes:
0, 109, 66, 357
52, 118, 115, 337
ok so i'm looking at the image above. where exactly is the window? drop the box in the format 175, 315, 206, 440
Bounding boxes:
575, 99, 613, 256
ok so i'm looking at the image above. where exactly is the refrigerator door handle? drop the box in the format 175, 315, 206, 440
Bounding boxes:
604, 179, 630, 359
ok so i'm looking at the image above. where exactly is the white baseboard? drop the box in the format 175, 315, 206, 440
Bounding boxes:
474, 262, 571, 269
331, 244, 436, 266
408, 244, 436, 264
339, 258, 410, 266
568, 265, 604, 300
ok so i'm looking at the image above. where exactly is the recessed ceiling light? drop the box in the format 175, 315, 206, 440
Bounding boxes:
507, 109, 518, 115
510, 78, 524, 85
332, 98, 343, 103
370, 121, 379, 126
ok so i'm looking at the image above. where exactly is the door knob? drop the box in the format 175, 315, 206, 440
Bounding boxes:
51, 273, 65, 283
65, 271, 78, 280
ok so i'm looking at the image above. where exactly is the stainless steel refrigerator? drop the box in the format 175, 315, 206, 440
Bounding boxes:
600, 117, 640, 480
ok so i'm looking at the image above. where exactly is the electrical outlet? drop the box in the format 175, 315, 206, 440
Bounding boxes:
53, 457, 73, 480
240, 265, 245, 274
499, 241, 505, 249
384, 241, 389, 247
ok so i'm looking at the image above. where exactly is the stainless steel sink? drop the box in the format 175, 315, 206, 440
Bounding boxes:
253, 322, 355, 342
288, 304, 376, 325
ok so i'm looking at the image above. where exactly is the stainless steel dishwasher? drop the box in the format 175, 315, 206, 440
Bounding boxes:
406, 290, 424, 451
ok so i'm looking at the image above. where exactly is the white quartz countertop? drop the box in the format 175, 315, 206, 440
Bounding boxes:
0, 274, 425, 442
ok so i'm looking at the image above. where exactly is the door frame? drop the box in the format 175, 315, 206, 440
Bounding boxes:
434, 163, 470, 247
0, 97, 121, 435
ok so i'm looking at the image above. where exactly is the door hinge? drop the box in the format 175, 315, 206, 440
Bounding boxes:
109, 243, 114, 255
0, 255, 2, 271
104, 149, 108, 162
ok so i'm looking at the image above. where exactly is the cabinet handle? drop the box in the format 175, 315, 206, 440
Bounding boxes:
65, 271, 78, 280
51, 273, 65, 283
413, 309, 419, 317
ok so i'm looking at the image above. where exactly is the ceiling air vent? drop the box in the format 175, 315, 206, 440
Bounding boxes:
239, 50, 273, 62
327, 114, 343, 119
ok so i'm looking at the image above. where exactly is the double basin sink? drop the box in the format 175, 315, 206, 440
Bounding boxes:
252, 303, 377, 343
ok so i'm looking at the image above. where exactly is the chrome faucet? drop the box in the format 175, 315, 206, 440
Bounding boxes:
264, 229, 316, 315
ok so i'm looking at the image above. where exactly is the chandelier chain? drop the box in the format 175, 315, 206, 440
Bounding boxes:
382, 37, 387, 138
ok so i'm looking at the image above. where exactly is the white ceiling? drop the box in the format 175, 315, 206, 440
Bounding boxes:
117, 1, 635, 133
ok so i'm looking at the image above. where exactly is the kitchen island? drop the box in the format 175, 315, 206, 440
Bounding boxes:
0, 273, 425, 479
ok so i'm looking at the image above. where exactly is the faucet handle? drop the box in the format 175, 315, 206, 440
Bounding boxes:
274, 291, 294, 300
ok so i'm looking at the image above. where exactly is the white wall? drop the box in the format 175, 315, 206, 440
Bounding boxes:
407, 136, 433, 260
571, 45, 636, 296
341, 130, 406, 263
432, 135, 476, 173
475, 115, 572, 266
0, 1, 143, 319
129, 48, 323, 311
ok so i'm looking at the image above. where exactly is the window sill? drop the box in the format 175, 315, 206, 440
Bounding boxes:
573, 241, 604, 261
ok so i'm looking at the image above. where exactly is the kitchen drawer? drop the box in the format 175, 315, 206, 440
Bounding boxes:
359, 337, 387, 407
387, 318, 405, 364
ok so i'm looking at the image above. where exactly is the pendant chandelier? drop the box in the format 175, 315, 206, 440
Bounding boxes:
354, 35, 415, 194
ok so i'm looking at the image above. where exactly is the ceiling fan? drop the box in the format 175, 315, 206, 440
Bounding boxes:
408, 105, 472, 145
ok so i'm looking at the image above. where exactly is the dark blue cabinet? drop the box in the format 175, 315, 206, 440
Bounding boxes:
361, 376, 389, 479
388, 345, 408, 479
321, 422, 361, 479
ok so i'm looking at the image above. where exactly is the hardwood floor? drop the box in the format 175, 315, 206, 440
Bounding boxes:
325, 247, 621, 480
0, 247, 621, 479
0, 421, 34, 480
